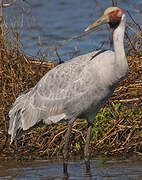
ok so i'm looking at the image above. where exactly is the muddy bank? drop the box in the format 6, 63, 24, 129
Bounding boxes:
0, 33, 142, 161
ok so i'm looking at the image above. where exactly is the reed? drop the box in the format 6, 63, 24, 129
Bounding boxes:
0, 1, 141, 160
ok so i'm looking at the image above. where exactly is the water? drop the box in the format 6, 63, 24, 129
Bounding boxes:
1, 157, 142, 179
3, 0, 142, 61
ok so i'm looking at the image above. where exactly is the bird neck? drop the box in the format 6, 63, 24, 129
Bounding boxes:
113, 14, 128, 75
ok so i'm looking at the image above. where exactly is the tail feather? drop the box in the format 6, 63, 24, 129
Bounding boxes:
8, 90, 31, 144
8, 88, 68, 144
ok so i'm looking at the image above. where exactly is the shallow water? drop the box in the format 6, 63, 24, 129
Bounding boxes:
4, 0, 142, 60
1, 157, 142, 179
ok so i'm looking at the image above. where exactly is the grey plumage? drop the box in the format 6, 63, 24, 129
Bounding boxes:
8, 49, 128, 143
8, 6, 129, 173
8, 7, 129, 167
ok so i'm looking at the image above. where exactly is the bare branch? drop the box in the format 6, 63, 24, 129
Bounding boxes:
126, 10, 141, 31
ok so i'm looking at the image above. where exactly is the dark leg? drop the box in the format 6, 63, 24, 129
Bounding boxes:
62, 119, 74, 174
84, 123, 92, 172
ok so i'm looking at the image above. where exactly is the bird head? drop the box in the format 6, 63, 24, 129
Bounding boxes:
85, 7, 124, 32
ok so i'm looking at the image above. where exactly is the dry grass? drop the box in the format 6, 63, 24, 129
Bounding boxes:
0, 7, 142, 160
0, 35, 141, 160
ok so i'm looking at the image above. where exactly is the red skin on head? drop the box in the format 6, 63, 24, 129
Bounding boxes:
108, 8, 124, 29
109, 9, 124, 21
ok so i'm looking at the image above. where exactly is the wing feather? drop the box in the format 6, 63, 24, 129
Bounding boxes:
8, 50, 115, 143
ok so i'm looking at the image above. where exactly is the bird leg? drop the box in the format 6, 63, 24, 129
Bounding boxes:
84, 122, 92, 172
62, 119, 74, 174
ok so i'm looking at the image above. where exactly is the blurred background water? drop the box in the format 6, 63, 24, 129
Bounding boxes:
3, 0, 142, 61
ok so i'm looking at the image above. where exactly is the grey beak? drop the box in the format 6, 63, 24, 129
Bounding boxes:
85, 14, 109, 32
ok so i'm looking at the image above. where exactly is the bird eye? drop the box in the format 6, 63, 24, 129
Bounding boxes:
117, 11, 122, 17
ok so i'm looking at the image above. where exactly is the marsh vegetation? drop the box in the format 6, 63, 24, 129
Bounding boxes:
0, 0, 142, 160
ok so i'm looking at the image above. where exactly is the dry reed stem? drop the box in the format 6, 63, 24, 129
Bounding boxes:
0, 47, 141, 158
0, 6, 142, 159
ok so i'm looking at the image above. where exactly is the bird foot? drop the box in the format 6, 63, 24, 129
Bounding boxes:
63, 160, 68, 175
85, 158, 91, 172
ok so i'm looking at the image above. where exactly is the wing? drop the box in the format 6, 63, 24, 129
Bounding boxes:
9, 50, 116, 143
25, 53, 94, 124
28, 50, 116, 123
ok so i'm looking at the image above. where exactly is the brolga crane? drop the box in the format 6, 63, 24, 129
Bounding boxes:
8, 7, 128, 173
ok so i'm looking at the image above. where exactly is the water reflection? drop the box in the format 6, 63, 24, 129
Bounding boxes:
3, 0, 142, 61
1, 157, 142, 179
